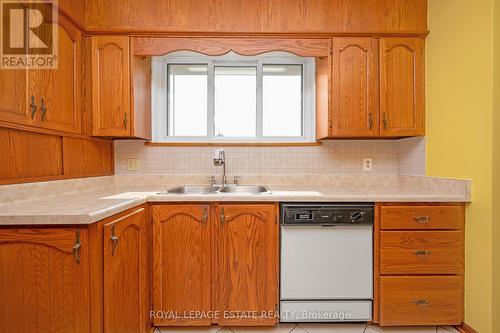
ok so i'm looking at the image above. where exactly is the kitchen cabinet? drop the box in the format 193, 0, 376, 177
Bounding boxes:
0, 15, 82, 134
214, 204, 279, 326
103, 207, 150, 333
373, 203, 465, 326
317, 37, 425, 139
0, 227, 90, 332
151, 204, 211, 326
90, 36, 151, 139
380, 38, 425, 137
330, 38, 379, 137
28, 15, 82, 134
151, 203, 278, 326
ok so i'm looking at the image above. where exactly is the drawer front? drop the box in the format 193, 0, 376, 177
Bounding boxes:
380, 205, 463, 230
379, 276, 463, 326
380, 231, 464, 275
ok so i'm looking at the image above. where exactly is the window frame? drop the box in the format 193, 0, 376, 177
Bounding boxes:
152, 51, 316, 142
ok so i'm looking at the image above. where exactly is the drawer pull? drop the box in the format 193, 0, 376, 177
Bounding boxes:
414, 216, 431, 224
412, 299, 430, 307
413, 250, 431, 257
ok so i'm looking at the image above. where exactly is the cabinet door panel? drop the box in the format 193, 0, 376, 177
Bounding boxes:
0, 69, 30, 125
214, 204, 278, 326
92, 36, 131, 136
103, 207, 149, 333
332, 38, 378, 137
380, 38, 425, 137
0, 228, 90, 333
152, 205, 211, 326
28, 16, 82, 134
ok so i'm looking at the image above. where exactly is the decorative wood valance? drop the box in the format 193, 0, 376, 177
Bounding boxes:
132, 37, 331, 57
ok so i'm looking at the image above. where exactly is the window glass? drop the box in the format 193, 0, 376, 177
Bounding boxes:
214, 66, 257, 137
168, 64, 207, 136
263, 64, 303, 136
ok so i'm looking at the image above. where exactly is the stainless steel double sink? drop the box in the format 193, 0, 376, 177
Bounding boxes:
159, 185, 271, 195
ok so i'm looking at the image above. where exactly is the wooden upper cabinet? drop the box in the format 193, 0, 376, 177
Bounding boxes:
90, 36, 151, 139
28, 15, 82, 134
103, 207, 150, 333
91, 36, 131, 137
331, 38, 379, 137
0, 68, 30, 126
152, 204, 211, 326
380, 38, 425, 137
214, 204, 279, 326
0, 227, 90, 332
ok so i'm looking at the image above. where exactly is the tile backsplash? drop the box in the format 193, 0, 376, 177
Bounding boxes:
114, 138, 425, 176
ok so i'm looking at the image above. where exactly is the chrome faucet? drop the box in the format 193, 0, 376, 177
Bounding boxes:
213, 149, 227, 187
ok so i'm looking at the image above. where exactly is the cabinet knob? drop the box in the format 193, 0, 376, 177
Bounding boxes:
40, 98, 47, 121
369, 113, 373, 130
123, 112, 128, 129
414, 216, 431, 224
412, 299, 430, 307
30, 95, 37, 119
413, 250, 431, 257
382, 113, 388, 130
202, 208, 208, 224
110, 224, 119, 255
220, 207, 225, 225
73, 230, 81, 264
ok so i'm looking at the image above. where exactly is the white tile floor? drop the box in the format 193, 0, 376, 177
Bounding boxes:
155, 323, 460, 333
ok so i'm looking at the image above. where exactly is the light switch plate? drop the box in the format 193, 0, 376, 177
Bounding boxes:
127, 159, 140, 171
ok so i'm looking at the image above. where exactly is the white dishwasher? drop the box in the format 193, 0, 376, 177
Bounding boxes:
280, 203, 373, 322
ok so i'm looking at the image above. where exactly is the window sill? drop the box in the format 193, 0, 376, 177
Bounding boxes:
144, 141, 321, 147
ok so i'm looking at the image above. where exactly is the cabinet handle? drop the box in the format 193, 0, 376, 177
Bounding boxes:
220, 207, 225, 225
123, 112, 128, 129
382, 113, 388, 130
73, 230, 81, 264
202, 208, 208, 224
30, 95, 37, 119
110, 224, 119, 255
412, 299, 430, 307
369, 113, 373, 130
40, 98, 47, 121
413, 250, 431, 257
414, 216, 431, 224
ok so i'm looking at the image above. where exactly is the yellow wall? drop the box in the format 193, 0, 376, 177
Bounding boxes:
492, 0, 500, 332
427, 1, 495, 332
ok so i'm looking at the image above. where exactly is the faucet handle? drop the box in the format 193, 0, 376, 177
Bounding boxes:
233, 176, 243, 185
208, 176, 216, 186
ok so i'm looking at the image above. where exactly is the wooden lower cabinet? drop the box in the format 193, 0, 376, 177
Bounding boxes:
151, 203, 279, 327
103, 207, 150, 333
151, 204, 211, 326
0, 227, 90, 333
214, 204, 279, 326
379, 276, 463, 325
374, 203, 465, 326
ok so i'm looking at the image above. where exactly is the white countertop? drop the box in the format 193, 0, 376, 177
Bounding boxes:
0, 175, 471, 225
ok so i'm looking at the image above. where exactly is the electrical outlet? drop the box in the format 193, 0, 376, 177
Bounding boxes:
127, 159, 140, 171
363, 158, 373, 171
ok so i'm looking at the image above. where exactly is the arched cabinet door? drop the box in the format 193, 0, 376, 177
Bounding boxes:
103, 207, 149, 333
0, 227, 90, 332
28, 14, 82, 134
151, 204, 211, 326
331, 38, 379, 137
380, 38, 425, 137
214, 204, 279, 326
91, 36, 131, 137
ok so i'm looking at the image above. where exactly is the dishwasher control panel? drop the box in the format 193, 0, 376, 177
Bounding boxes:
281, 203, 374, 225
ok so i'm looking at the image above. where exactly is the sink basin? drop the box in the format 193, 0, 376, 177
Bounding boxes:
158, 184, 271, 195
218, 185, 270, 194
162, 185, 219, 194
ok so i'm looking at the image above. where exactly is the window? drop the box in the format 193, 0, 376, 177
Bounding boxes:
152, 51, 315, 142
